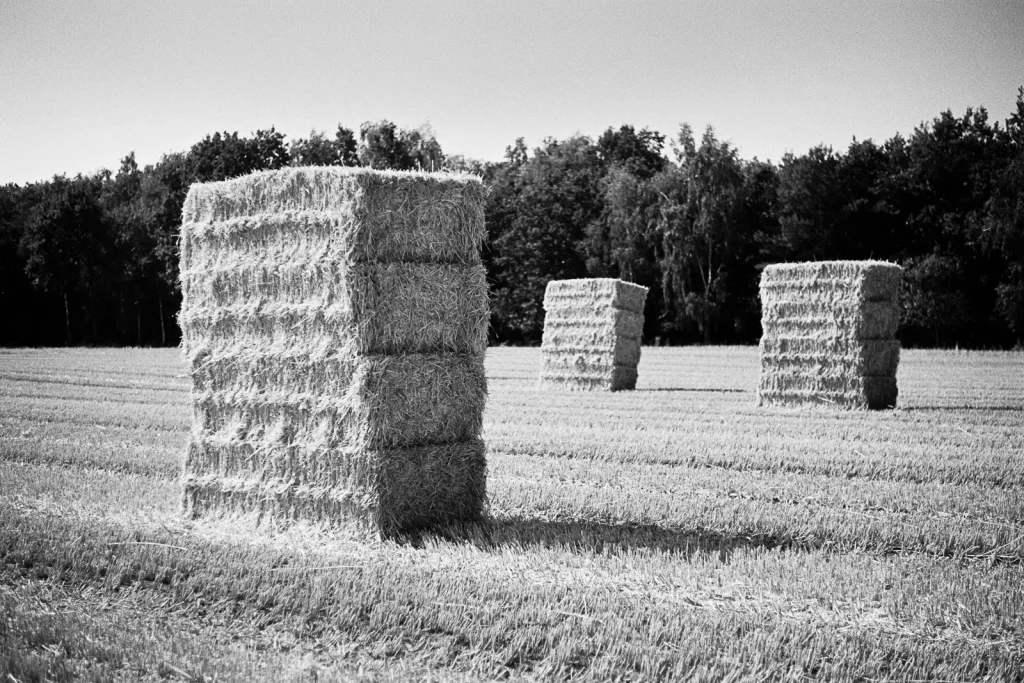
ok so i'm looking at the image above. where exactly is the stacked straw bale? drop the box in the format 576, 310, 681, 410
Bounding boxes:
757, 260, 902, 409
539, 278, 648, 391
177, 167, 488, 536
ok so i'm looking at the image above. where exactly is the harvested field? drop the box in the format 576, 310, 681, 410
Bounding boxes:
1, 346, 1023, 681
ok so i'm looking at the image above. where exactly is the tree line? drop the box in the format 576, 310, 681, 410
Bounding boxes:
2, 92, 1023, 349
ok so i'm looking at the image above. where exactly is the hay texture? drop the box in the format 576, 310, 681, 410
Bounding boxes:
757, 260, 901, 409
178, 166, 488, 536
539, 278, 648, 391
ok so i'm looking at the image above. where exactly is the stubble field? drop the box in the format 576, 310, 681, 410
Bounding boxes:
1, 346, 1023, 681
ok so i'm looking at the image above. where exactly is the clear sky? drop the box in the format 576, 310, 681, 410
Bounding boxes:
1, 0, 1022, 184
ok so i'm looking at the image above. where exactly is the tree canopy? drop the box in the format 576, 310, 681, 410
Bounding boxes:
2, 94, 1023, 348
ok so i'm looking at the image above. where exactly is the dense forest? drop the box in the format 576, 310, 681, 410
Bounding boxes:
2, 91, 1023, 349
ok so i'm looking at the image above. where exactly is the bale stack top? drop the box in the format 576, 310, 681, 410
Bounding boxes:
182, 166, 485, 264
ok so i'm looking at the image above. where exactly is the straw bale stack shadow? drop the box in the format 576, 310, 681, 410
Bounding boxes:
539, 278, 649, 391
177, 167, 488, 537
757, 260, 902, 409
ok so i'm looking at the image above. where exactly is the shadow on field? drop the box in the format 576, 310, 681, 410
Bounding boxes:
398, 516, 816, 560
899, 405, 1024, 412
640, 387, 748, 394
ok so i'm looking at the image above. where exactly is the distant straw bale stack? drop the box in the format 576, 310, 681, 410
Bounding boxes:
177, 167, 488, 536
757, 260, 902, 409
539, 278, 648, 391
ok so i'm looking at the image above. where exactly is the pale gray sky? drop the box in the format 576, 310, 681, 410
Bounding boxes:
1, 0, 1022, 184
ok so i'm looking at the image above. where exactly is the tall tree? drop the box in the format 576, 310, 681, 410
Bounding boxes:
656, 125, 746, 343
100, 152, 186, 345
358, 120, 409, 169
595, 125, 667, 180
0, 183, 42, 344
900, 252, 974, 346
401, 124, 445, 171
735, 159, 781, 339
834, 138, 900, 260
358, 120, 445, 171
487, 136, 603, 341
597, 165, 661, 282
288, 125, 358, 167
898, 106, 1010, 346
19, 174, 111, 344
983, 88, 1024, 344
585, 125, 667, 280
775, 145, 844, 260
188, 128, 289, 182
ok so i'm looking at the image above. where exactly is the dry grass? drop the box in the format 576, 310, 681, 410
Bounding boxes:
1, 347, 1023, 681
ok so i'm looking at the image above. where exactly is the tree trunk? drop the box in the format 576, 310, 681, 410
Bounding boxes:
63, 289, 71, 347
119, 288, 125, 344
158, 294, 166, 346
89, 292, 98, 341
136, 300, 142, 346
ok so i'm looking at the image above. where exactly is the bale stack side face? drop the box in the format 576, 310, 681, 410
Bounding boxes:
178, 167, 488, 536
539, 278, 648, 391
757, 261, 902, 409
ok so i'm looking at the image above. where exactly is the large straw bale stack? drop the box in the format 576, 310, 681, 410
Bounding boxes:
539, 278, 648, 391
178, 167, 488, 536
757, 260, 901, 409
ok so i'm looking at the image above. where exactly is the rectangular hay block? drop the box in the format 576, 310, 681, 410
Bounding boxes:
539, 278, 648, 391
757, 373, 898, 410
538, 364, 639, 392
759, 338, 900, 377
541, 307, 645, 341
179, 167, 488, 535
541, 335, 643, 368
757, 260, 901, 409
182, 438, 486, 533
543, 278, 649, 314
